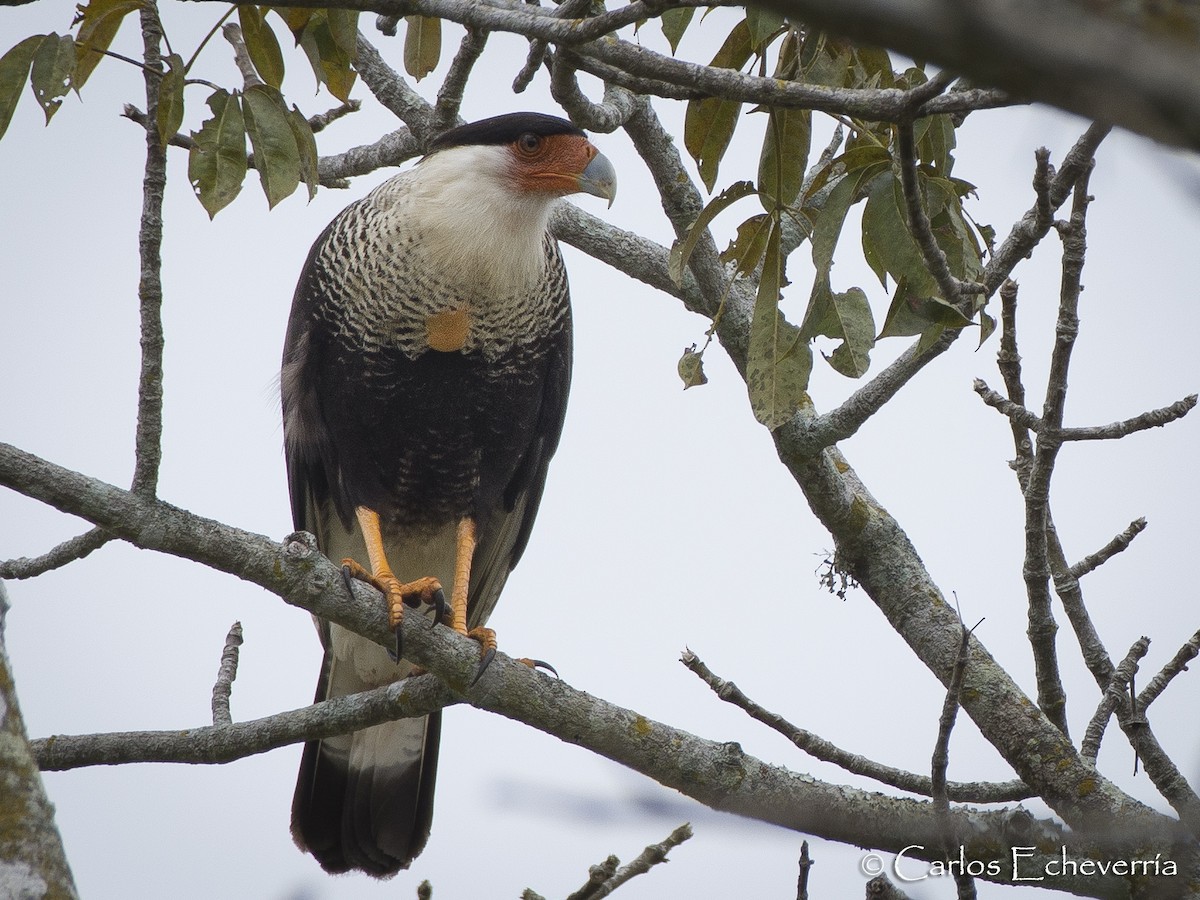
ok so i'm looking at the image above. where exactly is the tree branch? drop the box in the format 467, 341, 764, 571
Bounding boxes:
210, 621, 243, 726
681, 650, 1032, 803
1070, 518, 1147, 580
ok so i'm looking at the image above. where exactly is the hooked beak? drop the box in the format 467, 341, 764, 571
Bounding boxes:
577, 151, 617, 208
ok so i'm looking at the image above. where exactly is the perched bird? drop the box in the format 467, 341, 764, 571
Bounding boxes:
281, 112, 616, 877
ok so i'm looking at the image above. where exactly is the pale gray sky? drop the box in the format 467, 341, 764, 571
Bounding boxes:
1, 6, 1197, 899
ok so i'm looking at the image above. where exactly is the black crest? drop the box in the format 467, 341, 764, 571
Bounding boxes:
428, 112, 584, 153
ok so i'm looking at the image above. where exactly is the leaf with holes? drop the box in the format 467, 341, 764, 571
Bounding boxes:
669, 179, 757, 285
239, 5, 285, 89
30, 33, 74, 124
72, 0, 140, 93
720, 212, 774, 278
822, 287, 875, 378
242, 84, 301, 208
677, 345, 708, 389
0, 35, 42, 141
746, 227, 811, 429
189, 89, 248, 218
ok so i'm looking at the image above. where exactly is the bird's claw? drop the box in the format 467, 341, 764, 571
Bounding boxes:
471, 647, 497, 685
521, 658, 559, 678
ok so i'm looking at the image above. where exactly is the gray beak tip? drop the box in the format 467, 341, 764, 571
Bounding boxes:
579, 151, 617, 207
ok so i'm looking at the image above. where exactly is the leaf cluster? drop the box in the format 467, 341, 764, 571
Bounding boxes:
669, 16, 992, 429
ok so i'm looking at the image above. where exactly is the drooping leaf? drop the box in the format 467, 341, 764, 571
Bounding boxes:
822, 287, 875, 377
916, 112, 956, 174
189, 88, 248, 218
239, 5, 285, 89
156, 52, 185, 149
0, 35, 42, 142
242, 83, 301, 208
72, 0, 140, 93
758, 105, 810, 208
274, 7, 314, 37
30, 33, 74, 124
809, 161, 888, 276
720, 212, 773, 278
978, 310, 997, 348
860, 171, 937, 295
851, 44, 895, 89
296, 10, 358, 101
669, 179, 757, 284
403, 16, 441, 81
745, 6, 785, 51
746, 225, 812, 429
677, 345, 708, 389
660, 7, 694, 55
287, 104, 319, 201
684, 20, 751, 192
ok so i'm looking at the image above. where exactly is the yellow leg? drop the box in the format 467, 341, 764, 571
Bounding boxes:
450, 517, 475, 635
344, 506, 442, 631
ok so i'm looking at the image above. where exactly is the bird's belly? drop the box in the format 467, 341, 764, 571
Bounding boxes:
327, 342, 549, 528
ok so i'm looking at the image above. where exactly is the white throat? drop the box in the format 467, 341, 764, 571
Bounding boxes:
401, 144, 557, 296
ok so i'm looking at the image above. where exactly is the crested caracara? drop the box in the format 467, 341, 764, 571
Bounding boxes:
282, 112, 615, 877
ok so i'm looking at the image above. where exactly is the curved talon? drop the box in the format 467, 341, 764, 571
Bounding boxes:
430, 587, 447, 625
471, 647, 497, 685
522, 658, 558, 678
392, 626, 403, 663
341, 564, 356, 599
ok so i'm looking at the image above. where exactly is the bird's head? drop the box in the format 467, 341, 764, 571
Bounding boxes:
426, 112, 617, 208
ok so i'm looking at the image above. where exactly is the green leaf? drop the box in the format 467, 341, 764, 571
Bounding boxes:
297, 10, 358, 101
30, 33, 74, 124
860, 171, 936, 295
242, 84, 301, 209
720, 212, 773, 277
809, 161, 887, 275
916, 113, 955, 174
669, 179, 757, 284
758, 105, 810, 208
851, 44, 894, 89
189, 88, 248, 218
72, 0, 140, 93
978, 310, 997, 348
822, 287, 875, 377
746, 223, 812, 429
239, 5, 285, 89
0, 35, 43, 142
684, 20, 751, 192
156, 52, 185, 150
677, 345, 708, 389
745, 6, 785, 51
878, 278, 972, 340
287, 104, 319, 201
660, 7, 694, 54
403, 16, 441, 81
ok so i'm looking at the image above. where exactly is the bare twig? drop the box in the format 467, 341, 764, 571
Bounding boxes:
563, 855, 619, 900
1070, 518, 1148, 579
1138, 627, 1200, 710
550, 53, 637, 132
37, 673, 458, 769
210, 621, 243, 726
1081, 637, 1149, 764
0, 527, 112, 579
132, 3, 168, 498
308, 99, 362, 133
586, 824, 693, 899
796, 840, 812, 900
221, 22, 263, 89
1059, 395, 1198, 441
972, 378, 1042, 431
432, 26, 488, 133
681, 650, 1031, 803
931, 616, 979, 900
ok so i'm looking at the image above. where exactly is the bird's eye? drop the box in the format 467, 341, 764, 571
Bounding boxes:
517, 133, 541, 155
